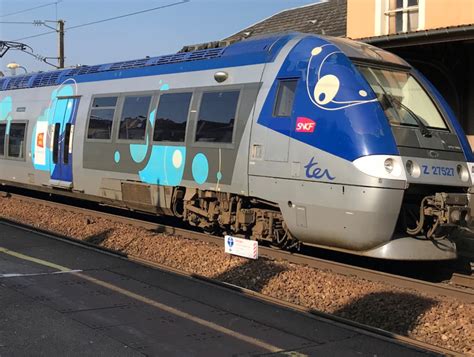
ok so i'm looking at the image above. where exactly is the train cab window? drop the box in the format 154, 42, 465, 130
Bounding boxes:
0, 123, 6, 156
153, 92, 192, 142
195, 90, 240, 143
118, 96, 151, 141
273, 79, 298, 117
8, 123, 27, 159
87, 96, 117, 140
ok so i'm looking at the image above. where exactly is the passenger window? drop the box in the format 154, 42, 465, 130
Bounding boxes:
93, 97, 117, 107
118, 96, 151, 141
8, 123, 26, 159
0, 123, 6, 156
195, 90, 240, 143
274, 79, 298, 117
153, 92, 192, 142
87, 96, 117, 140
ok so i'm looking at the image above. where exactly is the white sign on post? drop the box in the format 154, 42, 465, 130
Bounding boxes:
224, 235, 258, 260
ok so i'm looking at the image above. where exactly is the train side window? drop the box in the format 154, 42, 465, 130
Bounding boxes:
273, 79, 298, 117
0, 124, 6, 156
118, 96, 151, 141
153, 92, 192, 142
87, 96, 117, 140
7, 122, 27, 159
195, 90, 240, 143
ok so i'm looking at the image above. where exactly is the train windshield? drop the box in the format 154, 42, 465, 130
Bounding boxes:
357, 66, 448, 130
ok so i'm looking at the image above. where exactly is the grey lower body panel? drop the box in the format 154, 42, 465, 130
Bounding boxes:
304, 236, 457, 260
250, 175, 457, 260
250, 175, 404, 250
359, 236, 457, 260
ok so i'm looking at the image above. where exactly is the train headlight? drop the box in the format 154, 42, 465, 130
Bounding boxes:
383, 157, 402, 176
353, 155, 406, 181
457, 164, 469, 182
384, 158, 394, 173
405, 160, 421, 178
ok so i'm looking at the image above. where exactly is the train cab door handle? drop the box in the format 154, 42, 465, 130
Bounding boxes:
52, 123, 61, 164
63, 123, 73, 164
251, 144, 263, 160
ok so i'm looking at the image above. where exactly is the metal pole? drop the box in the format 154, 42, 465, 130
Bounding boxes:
58, 19, 65, 68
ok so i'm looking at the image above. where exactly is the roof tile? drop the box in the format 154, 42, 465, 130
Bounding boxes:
224, 0, 347, 42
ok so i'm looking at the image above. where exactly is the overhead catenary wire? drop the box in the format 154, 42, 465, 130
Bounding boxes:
14, 30, 57, 42
5, 0, 190, 69
0, 21, 39, 24
0, 1, 61, 19
11, 0, 189, 42
66, 0, 189, 30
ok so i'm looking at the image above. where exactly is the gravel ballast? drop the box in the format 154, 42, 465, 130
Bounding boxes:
0, 196, 472, 355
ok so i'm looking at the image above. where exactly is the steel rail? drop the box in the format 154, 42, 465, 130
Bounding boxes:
0, 217, 461, 357
1, 191, 473, 304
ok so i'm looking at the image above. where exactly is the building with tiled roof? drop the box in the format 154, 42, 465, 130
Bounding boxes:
224, 0, 347, 42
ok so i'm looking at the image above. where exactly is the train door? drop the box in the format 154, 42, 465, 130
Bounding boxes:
49, 96, 80, 188
249, 78, 297, 179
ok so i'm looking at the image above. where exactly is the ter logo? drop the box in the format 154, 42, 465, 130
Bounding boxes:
296, 117, 316, 133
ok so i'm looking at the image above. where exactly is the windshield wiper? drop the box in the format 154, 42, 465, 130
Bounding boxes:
383, 93, 432, 138
366, 67, 432, 137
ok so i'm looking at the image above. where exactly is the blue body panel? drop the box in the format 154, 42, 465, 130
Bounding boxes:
50, 97, 79, 183
257, 36, 399, 162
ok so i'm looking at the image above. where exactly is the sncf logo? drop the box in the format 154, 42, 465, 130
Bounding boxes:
296, 117, 316, 133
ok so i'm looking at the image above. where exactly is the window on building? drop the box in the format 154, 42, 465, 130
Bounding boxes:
8, 122, 27, 159
0, 123, 6, 156
153, 92, 192, 142
118, 96, 151, 141
87, 96, 118, 140
386, 0, 419, 34
195, 90, 240, 143
273, 79, 298, 117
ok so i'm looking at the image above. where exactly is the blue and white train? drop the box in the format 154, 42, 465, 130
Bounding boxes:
0, 33, 472, 260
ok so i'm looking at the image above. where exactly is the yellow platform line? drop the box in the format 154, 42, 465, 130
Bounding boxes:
78, 273, 283, 353
0, 245, 287, 354
0, 247, 71, 272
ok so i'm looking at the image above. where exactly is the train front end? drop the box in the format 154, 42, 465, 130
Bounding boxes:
260, 34, 473, 260
354, 59, 473, 259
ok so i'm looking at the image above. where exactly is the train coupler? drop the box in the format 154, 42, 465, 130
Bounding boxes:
407, 192, 471, 238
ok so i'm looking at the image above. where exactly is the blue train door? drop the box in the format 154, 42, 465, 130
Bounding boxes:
49, 96, 80, 189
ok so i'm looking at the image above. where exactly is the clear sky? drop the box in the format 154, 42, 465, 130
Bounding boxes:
0, 0, 317, 73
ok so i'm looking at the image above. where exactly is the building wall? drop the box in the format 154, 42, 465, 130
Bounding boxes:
347, 0, 376, 39
425, 0, 474, 28
347, 0, 474, 39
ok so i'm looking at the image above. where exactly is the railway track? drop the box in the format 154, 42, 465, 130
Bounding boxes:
1, 189, 473, 304
450, 271, 474, 289
0, 215, 462, 357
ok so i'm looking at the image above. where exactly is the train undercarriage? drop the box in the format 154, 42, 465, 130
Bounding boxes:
171, 188, 300, 250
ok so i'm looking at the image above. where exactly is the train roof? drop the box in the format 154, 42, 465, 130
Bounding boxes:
0, 32, 411, 92
327, 36, 410, 69
0, 33, 297, 92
